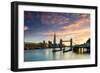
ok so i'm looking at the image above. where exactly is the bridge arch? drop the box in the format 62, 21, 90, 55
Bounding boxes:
59, 38, 73, 52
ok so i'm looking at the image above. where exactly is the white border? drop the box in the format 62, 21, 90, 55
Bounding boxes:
18, 5, 96, 68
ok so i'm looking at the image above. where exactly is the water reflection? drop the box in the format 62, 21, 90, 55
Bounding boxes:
24, 48, 90, 62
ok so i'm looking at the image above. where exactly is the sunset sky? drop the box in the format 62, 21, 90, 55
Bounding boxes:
24, 11, 90, 45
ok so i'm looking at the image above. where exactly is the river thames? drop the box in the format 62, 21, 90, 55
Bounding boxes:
24, 48, 90, 62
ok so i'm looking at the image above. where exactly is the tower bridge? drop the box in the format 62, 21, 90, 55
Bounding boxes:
52, 32, 90, 53
52, 32, 73, 52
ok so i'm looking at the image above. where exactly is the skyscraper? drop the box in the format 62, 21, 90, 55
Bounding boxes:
53, 32, 56, 48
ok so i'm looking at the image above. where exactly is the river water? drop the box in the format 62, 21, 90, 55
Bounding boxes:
24, 48, 90, 62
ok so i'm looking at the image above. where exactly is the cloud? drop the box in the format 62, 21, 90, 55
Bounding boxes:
24, 12, 90, 44
24, 26, 29, 31
40, 14, 90, 44
79, 14, 90, 19
41, 13, 70, 25
63, 14, 90, 31
24, 11, 33, 20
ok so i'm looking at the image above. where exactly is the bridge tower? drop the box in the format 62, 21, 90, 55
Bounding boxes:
59, 39, 63, 50
70, 38, 73, 51
63, 38, 73, 52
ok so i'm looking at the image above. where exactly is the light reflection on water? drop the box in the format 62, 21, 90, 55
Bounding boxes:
24, 48, 90, 62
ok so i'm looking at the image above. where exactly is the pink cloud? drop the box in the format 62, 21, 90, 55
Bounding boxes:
63, 15, 90, 31
40, 14, 90, 44
41, 14, 69, 25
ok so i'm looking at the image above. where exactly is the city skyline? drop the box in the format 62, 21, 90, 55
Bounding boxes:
24, 11, 90, 45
